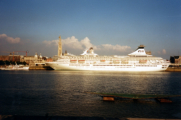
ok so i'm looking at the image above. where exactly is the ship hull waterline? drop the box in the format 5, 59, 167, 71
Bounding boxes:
46, 62, 168, 71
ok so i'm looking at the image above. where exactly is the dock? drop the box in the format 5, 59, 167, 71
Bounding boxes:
29, 66, 53, 70
166, 64, 181, 72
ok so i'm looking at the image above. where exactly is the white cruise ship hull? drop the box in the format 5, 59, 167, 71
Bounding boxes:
46, 62, 168, 71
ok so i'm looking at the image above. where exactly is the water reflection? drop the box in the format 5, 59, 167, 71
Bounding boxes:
0, 70, 181, 118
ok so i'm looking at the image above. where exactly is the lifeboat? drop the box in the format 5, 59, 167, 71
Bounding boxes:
139, 60, 147, 63
100, 60, 105, 62
78, 60, 85, 63
70, 60, 77, 63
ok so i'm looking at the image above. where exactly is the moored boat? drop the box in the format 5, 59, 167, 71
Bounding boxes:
0, 65, 29, 70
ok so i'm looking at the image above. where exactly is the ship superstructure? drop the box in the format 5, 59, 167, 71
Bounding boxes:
46, 45, 170, 71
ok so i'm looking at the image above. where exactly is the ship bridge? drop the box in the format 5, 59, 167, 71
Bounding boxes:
128, 45, 152, 57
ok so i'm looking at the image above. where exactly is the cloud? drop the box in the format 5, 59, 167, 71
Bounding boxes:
43, 36, 131, 54
0, 34, 20, 43
62, 36, 83, 49
43, 39, 58, 46
100, 44, 131, 52
157, 49, 166, 54
80, 37, 98, 50
162, 49, 166, 54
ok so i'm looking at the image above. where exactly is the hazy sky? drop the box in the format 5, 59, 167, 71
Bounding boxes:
0, 0, 181, 59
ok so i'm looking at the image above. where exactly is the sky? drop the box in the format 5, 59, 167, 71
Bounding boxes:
0, 0, 181, 59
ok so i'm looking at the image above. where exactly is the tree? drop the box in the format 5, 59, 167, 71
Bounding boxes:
5, 60, 10, 65
0, 60, 5, 65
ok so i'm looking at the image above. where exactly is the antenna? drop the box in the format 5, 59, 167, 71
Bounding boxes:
178, 50, 179, 56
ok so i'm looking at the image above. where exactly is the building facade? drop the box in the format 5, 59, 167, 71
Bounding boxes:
20, 53, 47, 66
170, 56, 181, 64
0, 55, 20, 62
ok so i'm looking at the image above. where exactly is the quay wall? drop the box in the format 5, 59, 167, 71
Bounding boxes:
166, 67, 181, 72
166, 64, 181, 72
0, 65, 53, 70
29, 66, 53, 70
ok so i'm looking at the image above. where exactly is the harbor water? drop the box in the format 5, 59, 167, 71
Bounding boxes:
0, 70, 181, 119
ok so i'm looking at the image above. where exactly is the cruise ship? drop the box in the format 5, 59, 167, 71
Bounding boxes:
46, 45, 170, 71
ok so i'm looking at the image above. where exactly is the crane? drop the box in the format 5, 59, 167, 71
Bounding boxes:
15, 51, 29, 56
2, 51, 18, 61
1, 51, 29, 61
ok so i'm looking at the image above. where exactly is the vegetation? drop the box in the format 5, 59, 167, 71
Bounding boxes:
0, 60, 27, 65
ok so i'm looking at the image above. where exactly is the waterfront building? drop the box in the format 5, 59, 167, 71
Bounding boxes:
170, 56, 181, 64
20, 53, 47, 66
0, 55, 20, 62
0, 56, 9, 61
46, 58, 53, 62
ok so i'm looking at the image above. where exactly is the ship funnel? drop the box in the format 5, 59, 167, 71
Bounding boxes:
89, 47, 94, 54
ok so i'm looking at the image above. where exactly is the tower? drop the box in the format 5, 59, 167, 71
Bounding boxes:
58, 36, 62, 57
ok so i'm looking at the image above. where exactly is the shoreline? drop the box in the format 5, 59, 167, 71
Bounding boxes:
0, 115, 180, 120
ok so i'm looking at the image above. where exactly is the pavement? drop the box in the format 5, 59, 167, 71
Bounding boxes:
0, 115, 180, 120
